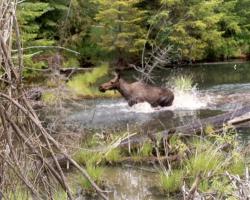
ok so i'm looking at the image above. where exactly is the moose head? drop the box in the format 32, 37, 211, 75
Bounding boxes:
99, 72, 120, 93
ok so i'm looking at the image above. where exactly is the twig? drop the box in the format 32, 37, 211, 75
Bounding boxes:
11, 45, 80, 55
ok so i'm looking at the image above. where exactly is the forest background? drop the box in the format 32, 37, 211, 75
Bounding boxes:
18, 0, 250, 76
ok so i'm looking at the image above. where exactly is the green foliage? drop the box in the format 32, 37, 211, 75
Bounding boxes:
53, 190, 67, 200
210, 176, 234, 196
14, 0, 250, 79
160, 170, 183, 193
41, 92, 58, 105
17, 1, 55, 76
67, 63, 117, 97
147, 0, 250, 61
17, 2, 53, 45
139, 142, 153, 157
73, 150, 102, 166
228, 157, 245, 176
63, 57, 80, 68
171, 74, 194, 92
156, 0, 224, 61
13, 0, 250, 77
157, 131, 246, 198
8, 189, 31, 200
76, 164, 104, 190
94, 0, 147, 65
62, 0, 102, 64
105, 148, 122, 163
169, 135, 188, 156
186, 146, 224, 176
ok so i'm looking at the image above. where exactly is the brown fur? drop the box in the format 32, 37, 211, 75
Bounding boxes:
99, 73, 174, 107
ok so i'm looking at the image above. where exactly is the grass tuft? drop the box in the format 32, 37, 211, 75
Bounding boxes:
186, 147, 224, 176
73, 150, 102, 166
171, 74, 194, 92
160, 170, 183, 193
105, 148, 122, 163
78, 165, 104, 190
139, 142, 153, 157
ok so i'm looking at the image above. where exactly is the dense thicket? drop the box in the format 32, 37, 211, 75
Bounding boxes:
17, 0, 250, 69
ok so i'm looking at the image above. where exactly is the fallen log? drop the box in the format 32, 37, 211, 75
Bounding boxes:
120, 106, 250, 148
41, 106, 250, 169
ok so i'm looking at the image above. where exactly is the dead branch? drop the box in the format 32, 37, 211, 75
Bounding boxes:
120, 106, 250, 148
0, 1, 108, 199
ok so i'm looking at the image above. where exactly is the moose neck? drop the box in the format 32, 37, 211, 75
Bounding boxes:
117, 79, 132, 100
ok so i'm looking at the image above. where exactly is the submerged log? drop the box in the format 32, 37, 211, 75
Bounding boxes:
43, 106, 250, 169
120, 106, 250, 148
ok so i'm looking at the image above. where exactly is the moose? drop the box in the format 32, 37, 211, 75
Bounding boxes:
99, 73, 174, 107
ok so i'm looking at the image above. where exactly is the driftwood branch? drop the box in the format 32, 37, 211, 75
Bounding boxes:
12, 45, 80, 55
120, 106, 250, 148
0, 1, 108, 199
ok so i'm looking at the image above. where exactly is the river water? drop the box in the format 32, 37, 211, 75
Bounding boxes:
59, 61, 250, 200
64, 61, 250, 135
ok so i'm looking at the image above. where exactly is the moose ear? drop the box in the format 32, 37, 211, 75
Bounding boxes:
113, 72, 120, 80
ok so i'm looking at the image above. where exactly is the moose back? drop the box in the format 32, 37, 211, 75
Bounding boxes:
99, 73, 174, 107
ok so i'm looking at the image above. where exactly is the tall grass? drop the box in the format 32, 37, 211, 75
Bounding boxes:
160, 170, 183, 193
67, 63, 118, 97
159, 130, 246, 197
170, 74, 194, 92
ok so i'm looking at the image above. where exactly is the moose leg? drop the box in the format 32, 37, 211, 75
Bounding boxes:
159, 96, 174, 107
128, 98, 140, 107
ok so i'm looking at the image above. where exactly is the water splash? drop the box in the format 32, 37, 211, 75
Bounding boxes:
121, 86, 209, 113
96, 74, 211, 114
171, 87, 208, 110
